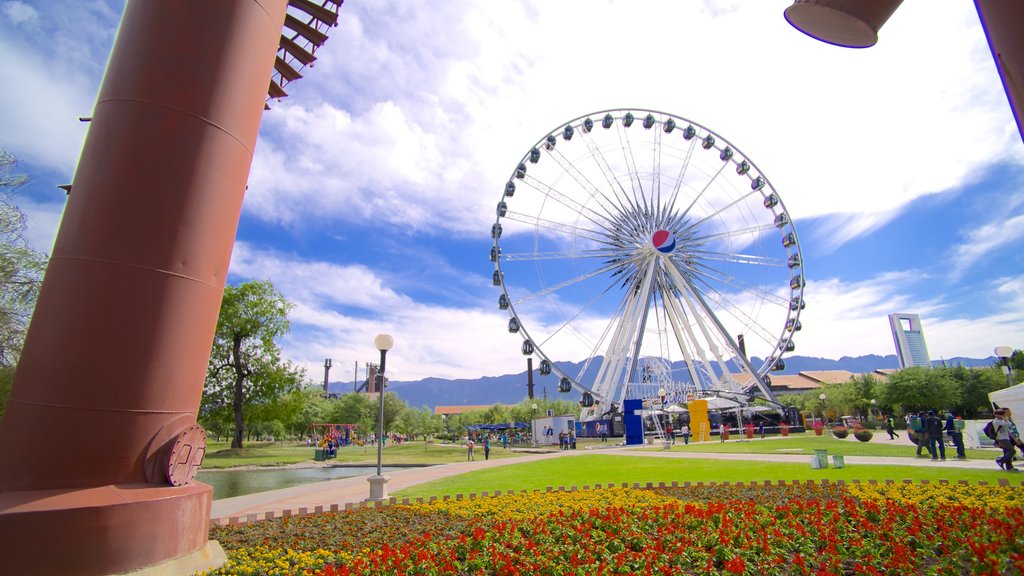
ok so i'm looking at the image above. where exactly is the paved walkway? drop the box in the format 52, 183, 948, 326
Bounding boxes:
210, 439, 1007, 522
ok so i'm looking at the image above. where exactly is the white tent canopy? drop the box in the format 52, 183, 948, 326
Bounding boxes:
990, 383, 1024, 416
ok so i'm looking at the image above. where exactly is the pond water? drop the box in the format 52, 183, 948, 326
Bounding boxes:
197, 466, 400, 500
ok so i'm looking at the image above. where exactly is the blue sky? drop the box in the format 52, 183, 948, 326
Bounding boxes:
2, 0, 1023, 384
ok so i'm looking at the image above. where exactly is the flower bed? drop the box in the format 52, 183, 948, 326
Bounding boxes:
203, 483, 1024, 575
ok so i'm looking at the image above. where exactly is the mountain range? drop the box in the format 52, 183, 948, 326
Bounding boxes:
326, 354, 998, 410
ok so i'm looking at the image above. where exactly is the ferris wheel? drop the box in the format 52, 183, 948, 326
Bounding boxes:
490, 109, 804, 420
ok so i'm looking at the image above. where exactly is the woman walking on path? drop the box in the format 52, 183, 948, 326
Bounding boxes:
484, 438, 490, 460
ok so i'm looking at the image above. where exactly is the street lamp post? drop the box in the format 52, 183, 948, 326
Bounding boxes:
819, 393, 827, 426
367, 333, 394, 501
870, 399, 877, 422
531, 403, 538, 446
996, 346, 1015, 387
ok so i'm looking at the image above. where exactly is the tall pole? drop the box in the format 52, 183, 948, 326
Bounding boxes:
323, 358, 332, 394
0, 1, 290, 574
376, 348, 387, 477
368, 333, 393, 501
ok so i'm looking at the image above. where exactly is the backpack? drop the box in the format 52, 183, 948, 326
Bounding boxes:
909, 416, 923, 432
982, 420, 997, 440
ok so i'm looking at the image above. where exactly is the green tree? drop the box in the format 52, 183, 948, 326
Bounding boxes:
373, 392, 408, 437
874, 366, 959, 415
0, 149, 48, 368
203, 280, 304, 448
288, 387, 333, 437
945, 365, 1010, 418
325, 392, 374, 435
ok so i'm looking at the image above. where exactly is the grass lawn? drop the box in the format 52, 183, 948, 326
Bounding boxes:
394, 453, 1016, 500
645, 431, 998, 459
202, 440, 524, 469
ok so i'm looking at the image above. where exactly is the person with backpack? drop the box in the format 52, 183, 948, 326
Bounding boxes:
909, 412, 925, 456
946, 413, 966, 459
924, 410, 945, 461
990, 409, 1017, 471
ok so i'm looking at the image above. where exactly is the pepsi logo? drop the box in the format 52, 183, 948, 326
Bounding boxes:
651, 230, 676, 253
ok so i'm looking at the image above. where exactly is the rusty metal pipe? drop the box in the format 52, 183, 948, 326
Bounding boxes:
0, 0, 288, 573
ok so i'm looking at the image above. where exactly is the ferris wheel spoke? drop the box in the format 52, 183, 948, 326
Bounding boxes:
520, 174, 620, 236
680, 184, 763, 235
687, 222, 778, 246
685, 250, 788, 268
662, 137, 699, 221
501, 249, 621, 262
510, 259, 623, 307
677, 160, 729, 224
501, 210, 613, 246
689, 278, 781, 345
544, 143, 628, 224
577, 125, 653, 237
687, 262, 790, 308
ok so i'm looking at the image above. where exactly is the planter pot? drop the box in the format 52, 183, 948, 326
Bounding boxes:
781, 427, 790, 437
814, 427, 823, 436
854, 430, 873, 442
832, 427, 849, 439
745, 429, 754, 439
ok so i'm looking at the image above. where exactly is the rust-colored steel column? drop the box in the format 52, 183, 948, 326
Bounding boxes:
0, 0, 287, 574
975, 0, 1024, 143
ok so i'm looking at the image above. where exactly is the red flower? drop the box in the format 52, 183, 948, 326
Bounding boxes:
724, 555, 746, 574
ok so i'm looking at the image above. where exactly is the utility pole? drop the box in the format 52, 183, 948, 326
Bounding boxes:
323, 358, 332, 394
527, 358, 535, 400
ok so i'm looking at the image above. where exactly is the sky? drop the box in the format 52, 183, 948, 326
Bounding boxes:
2, 0, 1024, 386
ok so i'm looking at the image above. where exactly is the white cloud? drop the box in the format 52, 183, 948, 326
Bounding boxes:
2, 1, 39, 24
227, 242, 522, 382
246, 0, 1024, 248
948, 210, 1024, 278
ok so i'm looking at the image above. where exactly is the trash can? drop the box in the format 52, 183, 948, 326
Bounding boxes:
814, 449, 829, 469
314, 449, 325, 462
832, 455, 845, 469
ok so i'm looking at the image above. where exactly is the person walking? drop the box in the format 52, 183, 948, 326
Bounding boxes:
1006, 408, 1024, 461
946, 412, 966, 459
665, 423, 674, 444
758, 422, 765, 440
924, 410, 945, 461
484, 438, 491, 460
885, 415, 899, 440
680, 424, 690, 445
467, 438, 475, 461
992, 409, 1017, 471
909, 412, 926, 456
501, 433, 508, 450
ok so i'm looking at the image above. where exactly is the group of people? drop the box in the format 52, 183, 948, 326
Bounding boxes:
903, 410, 967, 460
465, 436, 491, 461
557, 430, 577, 450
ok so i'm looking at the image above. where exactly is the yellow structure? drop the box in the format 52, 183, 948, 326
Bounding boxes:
688, 399, 711, 442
